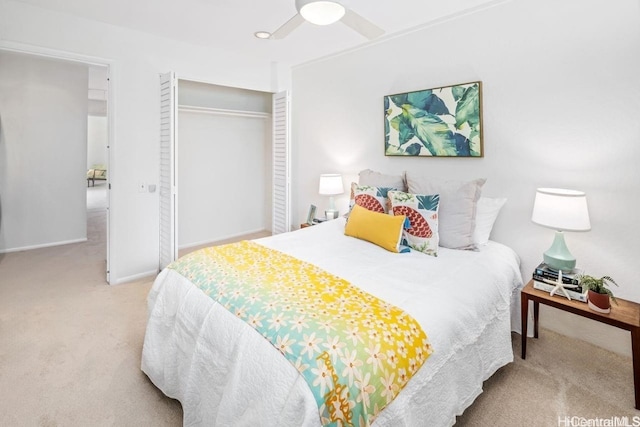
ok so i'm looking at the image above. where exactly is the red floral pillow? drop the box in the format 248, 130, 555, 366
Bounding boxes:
388, 191, 440, 257
350, 184, 396, 214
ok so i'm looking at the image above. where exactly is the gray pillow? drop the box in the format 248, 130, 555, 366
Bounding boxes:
358, 169, 407, 192
406, 173, 486, 250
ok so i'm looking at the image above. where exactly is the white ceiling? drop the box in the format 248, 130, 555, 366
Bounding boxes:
13, 0, 503, 66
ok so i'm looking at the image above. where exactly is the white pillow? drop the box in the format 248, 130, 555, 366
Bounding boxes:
406, 173, 485, 250
473, 197, 507, 246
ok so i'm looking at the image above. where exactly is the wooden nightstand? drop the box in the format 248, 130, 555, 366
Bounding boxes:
521, 279, 640, 409
300, 219, 329, 229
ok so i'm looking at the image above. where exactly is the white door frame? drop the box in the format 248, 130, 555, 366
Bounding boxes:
161, 74, 278, 263
0, 41, 116, 284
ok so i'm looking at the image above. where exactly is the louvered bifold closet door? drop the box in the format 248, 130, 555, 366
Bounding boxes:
159, 72, 178, 270
272, 91, 291, 234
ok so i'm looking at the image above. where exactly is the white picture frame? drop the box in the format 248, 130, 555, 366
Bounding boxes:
306, 205, 316, 225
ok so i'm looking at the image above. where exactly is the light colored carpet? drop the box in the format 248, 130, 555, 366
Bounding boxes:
456, 331, 637, 425
86, 182, 108, 211
0, 212, 637, 426
0, 209, 181, 426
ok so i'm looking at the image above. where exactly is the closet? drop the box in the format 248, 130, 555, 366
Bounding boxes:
159, 73, 290, 269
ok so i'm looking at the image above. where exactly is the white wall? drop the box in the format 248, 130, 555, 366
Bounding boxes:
292, 0, 640, 355
177, 111, 270, 247
178, 80, 272, 113
0, 0, 275, 282
87, 115, 107, 168
0, 50, 88, 251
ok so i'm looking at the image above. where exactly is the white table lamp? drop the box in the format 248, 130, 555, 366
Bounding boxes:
531, 188, 591, 272
318, 174, 344, 219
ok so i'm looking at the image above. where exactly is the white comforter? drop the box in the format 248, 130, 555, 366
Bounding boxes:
142, 218, 523, 426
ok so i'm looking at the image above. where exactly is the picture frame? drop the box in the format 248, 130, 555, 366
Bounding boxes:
384, 81, 483, 157
306, 204, 317, 225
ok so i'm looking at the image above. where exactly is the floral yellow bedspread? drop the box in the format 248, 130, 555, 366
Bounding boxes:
168, 240, 432, 426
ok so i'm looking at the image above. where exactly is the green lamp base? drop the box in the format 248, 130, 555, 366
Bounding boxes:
543, 231, 576, 272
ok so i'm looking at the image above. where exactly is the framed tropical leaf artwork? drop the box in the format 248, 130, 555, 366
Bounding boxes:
384, 81, 483, 157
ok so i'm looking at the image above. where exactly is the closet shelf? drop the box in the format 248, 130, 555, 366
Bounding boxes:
178, 105, 271, 119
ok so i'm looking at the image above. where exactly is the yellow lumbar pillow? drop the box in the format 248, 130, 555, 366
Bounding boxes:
344, 204, 407, 253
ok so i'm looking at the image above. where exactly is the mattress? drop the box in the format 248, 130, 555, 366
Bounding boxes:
141, 218, 523, 426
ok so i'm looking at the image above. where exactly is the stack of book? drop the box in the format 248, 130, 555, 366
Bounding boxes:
532, 262, 587, 302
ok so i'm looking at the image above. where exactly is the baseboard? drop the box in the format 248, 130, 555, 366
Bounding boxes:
0, 238, 88, 254
112, 270, 158, 285
178, 228, 269, 250
112, 230, 270, 285
539, 307, 633, 358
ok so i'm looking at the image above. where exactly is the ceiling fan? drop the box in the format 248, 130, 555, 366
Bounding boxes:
269, 0, 385, 40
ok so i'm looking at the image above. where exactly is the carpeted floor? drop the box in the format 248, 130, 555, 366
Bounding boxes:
0, 211, 637, 426
86, 182, 108, 211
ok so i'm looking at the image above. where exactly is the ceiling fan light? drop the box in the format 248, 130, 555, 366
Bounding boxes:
297, 0, 345, 26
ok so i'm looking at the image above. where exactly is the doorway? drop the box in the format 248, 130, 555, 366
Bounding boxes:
158, 73, 276, 269
86, 65, 110, 279
0, 48, 112, 282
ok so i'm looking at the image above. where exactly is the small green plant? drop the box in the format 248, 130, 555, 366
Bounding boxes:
577, 274, 619, 304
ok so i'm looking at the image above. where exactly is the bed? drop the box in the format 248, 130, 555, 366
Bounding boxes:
142, 212, 523, 426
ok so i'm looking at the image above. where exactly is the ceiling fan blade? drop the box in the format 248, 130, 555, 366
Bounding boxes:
341, 9, 385, 40
270, 13, 305, 39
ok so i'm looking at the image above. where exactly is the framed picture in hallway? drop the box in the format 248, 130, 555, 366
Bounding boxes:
384, 81, 483, 157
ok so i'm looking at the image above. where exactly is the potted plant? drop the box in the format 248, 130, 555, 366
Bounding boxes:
577, 274, 619, 314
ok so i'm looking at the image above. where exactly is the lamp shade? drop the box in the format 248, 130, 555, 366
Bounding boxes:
318, 174, 344, 195
296, 0, 345, 25
531, 188, 591, 232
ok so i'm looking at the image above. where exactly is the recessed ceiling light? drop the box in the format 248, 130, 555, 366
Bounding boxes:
254, 31, 271, 39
